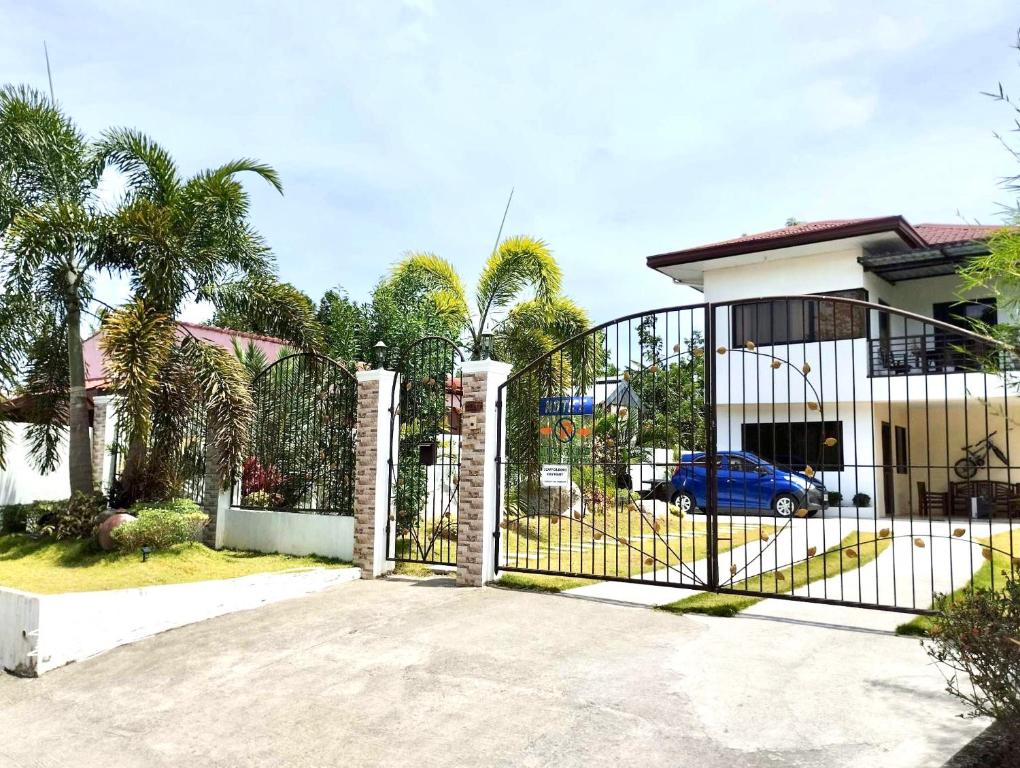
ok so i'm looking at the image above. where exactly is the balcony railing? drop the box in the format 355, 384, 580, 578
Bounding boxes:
869, 333, 1020, 377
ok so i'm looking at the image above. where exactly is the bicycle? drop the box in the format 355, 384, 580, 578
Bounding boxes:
953, 430, 1009, 479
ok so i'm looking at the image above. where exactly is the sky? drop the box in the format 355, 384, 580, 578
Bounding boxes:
2, 1, 1019, 329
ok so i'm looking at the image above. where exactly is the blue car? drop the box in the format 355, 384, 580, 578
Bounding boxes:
670, 450, 826, 517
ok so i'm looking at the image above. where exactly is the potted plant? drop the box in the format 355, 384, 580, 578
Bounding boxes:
852, 492, 871, 508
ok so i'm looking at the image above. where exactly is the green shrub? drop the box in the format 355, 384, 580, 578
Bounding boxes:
240, 490, 275, 510
925, 578, 1020, 721
130, 498, 204, 516
112, 499, 208, 550
0, 499, 67, 534
0, 503, 32, 534
852, 492, 871, 507
34, 493, 106, 540
827, 491, 843, 507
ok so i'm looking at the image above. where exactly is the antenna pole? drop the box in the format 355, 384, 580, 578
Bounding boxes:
489, 187, 514, 256
43, 41, 55, 101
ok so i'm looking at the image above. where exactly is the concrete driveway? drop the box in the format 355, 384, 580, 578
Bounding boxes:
0, 577, 986, 767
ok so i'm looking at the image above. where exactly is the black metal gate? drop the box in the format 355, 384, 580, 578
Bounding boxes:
495, 296, 1020, 614
387, 336, 464, 566
235, 352, 358, 515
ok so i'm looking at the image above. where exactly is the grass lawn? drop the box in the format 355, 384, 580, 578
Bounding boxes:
0, 534, 350, 595
659, 529, 891, 617
393, 519, 457, 567
500, 506, 771, 581
495, 572, 597, 593
896, 528, 1020, 637
658, 591, 760, 617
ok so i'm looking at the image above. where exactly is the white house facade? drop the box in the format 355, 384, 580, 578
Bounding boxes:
647, 216, 1019, 518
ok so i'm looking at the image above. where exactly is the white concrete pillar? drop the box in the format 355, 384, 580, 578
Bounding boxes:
91, 395, 116, 491
354, 369, 399, 577
456, 359, 511, 587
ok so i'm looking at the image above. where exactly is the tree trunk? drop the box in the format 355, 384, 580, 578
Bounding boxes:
66, 302, 94, 495
118, 432, 148, 505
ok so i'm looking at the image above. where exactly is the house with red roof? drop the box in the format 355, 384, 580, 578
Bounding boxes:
0, 323, 291, 506
647, 216, 1018, 518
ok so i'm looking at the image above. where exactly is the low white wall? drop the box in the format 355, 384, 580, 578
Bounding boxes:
220, 507, 355, 560
0, 587, 40, 676
0, 422, 70, 506
1, 567, 360, 676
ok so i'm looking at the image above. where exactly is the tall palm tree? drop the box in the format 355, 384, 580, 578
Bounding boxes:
95, 130, 322, 503
0, 86, 317, 501
389, 236, 589, 365
0, 85, 106, 493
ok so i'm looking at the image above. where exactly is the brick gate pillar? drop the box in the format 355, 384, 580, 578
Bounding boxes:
354, 368, 398, 578
456, 359, 511, 587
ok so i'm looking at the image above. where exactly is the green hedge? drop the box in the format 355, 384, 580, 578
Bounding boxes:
112, 499, 209, 550
0, 499, 68, 535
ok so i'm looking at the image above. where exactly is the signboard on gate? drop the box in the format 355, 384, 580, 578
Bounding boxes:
538, 396, 594, 416
540, 464, 571, 488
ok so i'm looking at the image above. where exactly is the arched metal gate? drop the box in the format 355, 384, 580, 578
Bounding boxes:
495, 296, 1020, 614
387, 337, 464, 566
234, 352, 358, 515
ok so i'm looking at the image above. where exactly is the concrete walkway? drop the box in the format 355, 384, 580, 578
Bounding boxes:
0, 577, 986, 767
555, 517, 1007, 612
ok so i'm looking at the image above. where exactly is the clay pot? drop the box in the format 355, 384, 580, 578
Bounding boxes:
97, 512, 136, 551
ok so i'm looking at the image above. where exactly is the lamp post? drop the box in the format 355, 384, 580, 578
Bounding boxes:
373, 340, 388, 369
480, 332, 493, 360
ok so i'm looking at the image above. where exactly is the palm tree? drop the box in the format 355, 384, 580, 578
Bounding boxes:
94, 130, 321, 503
0, 86, 317, 502
0, 85, 107, 493
389, 236, 589, 365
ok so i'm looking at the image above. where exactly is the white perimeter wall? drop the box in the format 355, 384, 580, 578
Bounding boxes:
1, 568, 360, 676
220, 507, 354, 560
0, 423, 70, 506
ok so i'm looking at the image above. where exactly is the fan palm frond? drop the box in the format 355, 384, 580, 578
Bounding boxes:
208, 277, 324, 352
476, 235, 560, 323
391, 252, 470, 325
175, 338, 254, 483
99, 300, 178, 445
17, 310, 70, 473
95, 128, 180, 205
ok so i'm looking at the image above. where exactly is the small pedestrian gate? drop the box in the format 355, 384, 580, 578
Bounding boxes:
387, 337, 464, 566
495, 297, 1020, 614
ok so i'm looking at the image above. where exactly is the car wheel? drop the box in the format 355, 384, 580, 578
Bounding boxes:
671, 490, 697, 515
772, 493, 797, 517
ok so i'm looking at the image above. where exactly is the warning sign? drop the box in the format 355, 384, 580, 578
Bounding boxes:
540, 464, 571, 488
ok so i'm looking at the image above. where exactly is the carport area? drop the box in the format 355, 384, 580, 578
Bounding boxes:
0, 577, 986, 767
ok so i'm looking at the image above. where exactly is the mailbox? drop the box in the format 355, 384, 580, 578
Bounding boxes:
419, 442, 437, 466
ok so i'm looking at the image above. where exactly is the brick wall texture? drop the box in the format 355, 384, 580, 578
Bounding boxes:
456, 370, 488, 587
201, 426, 221, 547
353, 377, 382, 575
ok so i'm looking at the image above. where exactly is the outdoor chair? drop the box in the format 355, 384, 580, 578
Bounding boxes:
917, 481, 948, 518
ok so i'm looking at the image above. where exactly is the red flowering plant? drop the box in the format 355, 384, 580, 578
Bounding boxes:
240, 457, 285, 508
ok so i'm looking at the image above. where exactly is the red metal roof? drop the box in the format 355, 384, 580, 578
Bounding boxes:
647, 216, 1004, 270
688, 218, 887, 249
83, 322, 291, 390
